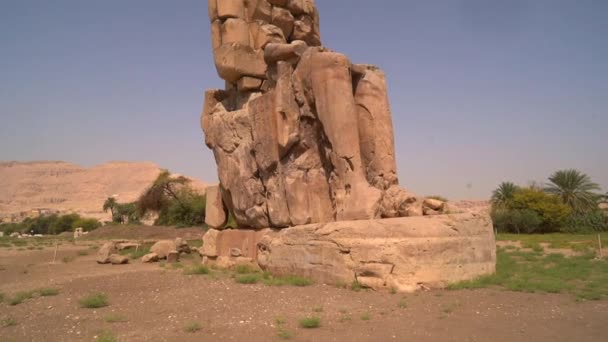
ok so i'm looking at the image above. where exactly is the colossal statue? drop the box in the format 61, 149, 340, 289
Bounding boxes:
202, 0, 435, 229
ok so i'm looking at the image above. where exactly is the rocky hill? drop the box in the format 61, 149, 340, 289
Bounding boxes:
0, 161, 208, 222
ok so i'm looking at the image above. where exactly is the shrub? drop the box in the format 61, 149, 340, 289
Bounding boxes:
235, 274, 261, 284
492, 208, 543, 234
104, 313, 128, 323
79, 293, 109, 308
9, 291, 34, 306
563, 211, 608, 233
299, 316, 321, 329
39, 288, 59, 296
360, 312, 371, 321
184, 322, 202, 333
184, 265, 210, 275
96, 331, 117, 342
1, 316, 17, 327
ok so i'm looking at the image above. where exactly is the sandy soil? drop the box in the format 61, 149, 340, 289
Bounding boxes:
1, 244, 607, 342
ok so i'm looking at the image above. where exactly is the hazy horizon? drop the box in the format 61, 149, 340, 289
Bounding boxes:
1, 0, 606, 200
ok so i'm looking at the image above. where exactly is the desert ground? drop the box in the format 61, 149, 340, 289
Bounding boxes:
1, 228, 607, 342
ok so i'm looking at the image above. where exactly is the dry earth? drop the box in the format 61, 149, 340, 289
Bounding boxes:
1, 239, 607, 342
0, 161, 208, 222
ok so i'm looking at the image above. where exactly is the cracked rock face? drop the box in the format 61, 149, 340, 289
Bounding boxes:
201, 213, 497, 291
203, 0, 432, 229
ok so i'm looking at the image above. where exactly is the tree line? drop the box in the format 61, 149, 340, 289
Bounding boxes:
491, 169, 607, 233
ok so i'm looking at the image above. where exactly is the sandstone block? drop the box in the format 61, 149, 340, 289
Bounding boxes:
205, 186, 227, 229
221, 18, 250, 46
141, 253, 159, 263
201, 229, 220, 257
423, 198, 445, 211
237, 76, 263, 91
109, 254, 129, 265
217, 0, 245, 19
167, 251, 180, 263
256, 213, 496, 291
214, 44, 267, 83
97, 242, 117, 264
272, 6, 295, 38
247, 0, 272, 22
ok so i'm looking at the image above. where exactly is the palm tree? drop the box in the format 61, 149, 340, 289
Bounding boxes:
103, 197, 117, 216
545, 169, 601, 213
491, 182, 518, 208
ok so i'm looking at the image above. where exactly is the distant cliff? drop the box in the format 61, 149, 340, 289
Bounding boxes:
0, 161, 208, 222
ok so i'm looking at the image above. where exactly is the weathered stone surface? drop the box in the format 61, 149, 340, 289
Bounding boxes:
200, 213, 496, 292
141, 253, 159, 263
167, 251, 180, 263
247, 0, 272, 22
221, 18, 250, 46
201, 0, 460, 232
109, 254, 129, 265
272, 6, 295, 38
205, 185, 227, 229
150, 239, 190, 259
97, 242, 117, 264
214, 44, 267, 83
237, 76, 263, 91
217, 0, 245, 19
424, 198, 445, 211
200, 229, 267, 261
116, 242, 140, 251
354, 65, 398, 191
264, 40, 307, 64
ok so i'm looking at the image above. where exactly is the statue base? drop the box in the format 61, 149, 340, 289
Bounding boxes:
201, 213, 496, 292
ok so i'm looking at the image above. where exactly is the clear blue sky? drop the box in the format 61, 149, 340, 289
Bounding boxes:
1, 0, 606, 199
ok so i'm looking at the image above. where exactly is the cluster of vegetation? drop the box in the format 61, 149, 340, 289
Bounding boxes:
491, 169, 606, 233
449, 246, 608, 301
0, 213, 100, 236
103, 170, 207, 227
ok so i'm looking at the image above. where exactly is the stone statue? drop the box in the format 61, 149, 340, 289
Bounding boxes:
202, 0, 442, 229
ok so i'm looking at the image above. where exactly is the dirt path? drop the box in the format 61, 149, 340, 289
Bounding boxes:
1, 246, 607, 342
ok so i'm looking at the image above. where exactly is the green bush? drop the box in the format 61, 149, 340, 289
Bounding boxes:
79, 293, 109, 308
492, 209, 543, 234
1, 213, 101, 235
563, 211, 608, 233
155, 190, 206, 227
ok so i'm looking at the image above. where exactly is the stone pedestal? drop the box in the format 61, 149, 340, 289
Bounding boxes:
201, 212, 496, 292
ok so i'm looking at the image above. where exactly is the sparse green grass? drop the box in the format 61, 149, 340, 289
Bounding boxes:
235, 264, 257, 274
0, 292, 4, 303
79, 293, 109, 308
442, 303, 459, 314
171, 262, 185, 269
235, 273, 261, 284
448, 247, 608, 301
338, 314, 352, 323
497, 233, 608, 253
62, 256, 75, 263
389, 287, 397, 294
299, 316, 321, 329
119, 244, 152, 260
351, 281, 364, 292
159, 261, 166, 268
12, 240, 27, 247
77, 250, 89, 256
312, 306, 323, 313
262, 274, 313, 287
1, 316, 17, 327
104, 313, 128, 323
360, 312, 371, 321
187, 240, 203, 248
38, 288, 59, 297
398, 297, 408, 309
96, 330, 117, 342
184, 265, 210, 275
184, 322, 202, 333
9, 291, 35, 306
334, 280, 348, 289
277, 328, 293, 339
